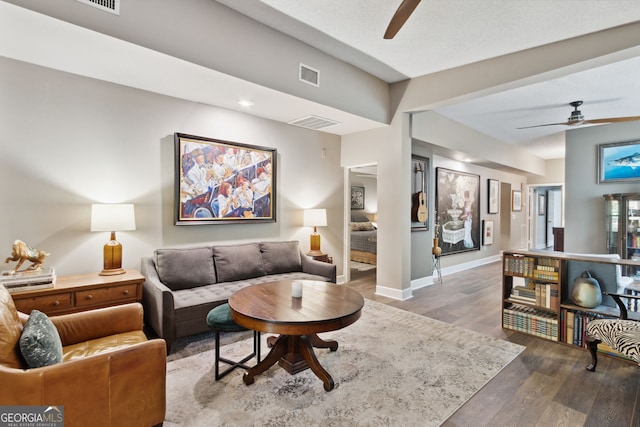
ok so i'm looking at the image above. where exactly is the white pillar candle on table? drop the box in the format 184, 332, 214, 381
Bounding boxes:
291, 281, 303, 298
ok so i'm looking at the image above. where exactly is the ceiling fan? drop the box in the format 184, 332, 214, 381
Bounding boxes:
517, 100, 640, 129
384, 0, 421, 39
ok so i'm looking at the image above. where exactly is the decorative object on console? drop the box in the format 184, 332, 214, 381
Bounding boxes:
304, 209, 327, 256
570, 271, 602, 308
91, 203, 136, 276
174, 132, 277, 225
3, 240, 49, 274
435, 167, 480, 256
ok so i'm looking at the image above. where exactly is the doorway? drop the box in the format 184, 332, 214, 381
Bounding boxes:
346, 165, 378, 282
529, 184, 563, 250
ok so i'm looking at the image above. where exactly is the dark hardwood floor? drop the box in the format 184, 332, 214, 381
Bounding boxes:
345, 262, 640, 427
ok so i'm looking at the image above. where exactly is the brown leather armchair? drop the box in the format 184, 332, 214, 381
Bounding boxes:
0, 284, 166, 427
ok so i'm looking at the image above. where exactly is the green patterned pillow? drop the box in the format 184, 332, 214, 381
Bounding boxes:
19, 310, 63, 368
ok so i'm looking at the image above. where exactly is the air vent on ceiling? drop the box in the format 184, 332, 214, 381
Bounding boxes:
75, 0, 120, 15
288, 115, 341, 130
299, 63, 319, 87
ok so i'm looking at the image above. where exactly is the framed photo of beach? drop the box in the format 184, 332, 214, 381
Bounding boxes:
598, 140, 640, 183
174, 133, 277, 225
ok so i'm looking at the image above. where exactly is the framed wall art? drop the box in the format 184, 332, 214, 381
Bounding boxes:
435, 168, 480, 255
538, 194, 546, 216
488, 179, 499, 214
174, 132, 276, 225
482, 220, 494, 245
351, 186, 365, 210
598, 140, 640, 183
512, 190, 522, 212
411, 155, 429, 231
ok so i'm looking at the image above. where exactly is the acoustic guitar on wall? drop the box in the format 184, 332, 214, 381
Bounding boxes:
412, 164, 428, 223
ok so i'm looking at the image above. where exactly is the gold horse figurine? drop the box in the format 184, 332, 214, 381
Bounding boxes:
3, 240, 50, 274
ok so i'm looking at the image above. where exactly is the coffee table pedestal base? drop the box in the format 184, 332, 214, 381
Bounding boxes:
243, 333, 338, 391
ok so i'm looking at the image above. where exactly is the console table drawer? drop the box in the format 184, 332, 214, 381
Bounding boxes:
75, 284, 138, 307
13, 293, 72, 314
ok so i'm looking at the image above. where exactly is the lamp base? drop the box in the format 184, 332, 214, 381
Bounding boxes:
306, 250, 326, 257
99, 268, 126, 276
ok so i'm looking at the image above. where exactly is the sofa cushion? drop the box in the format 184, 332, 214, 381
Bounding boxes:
154, 247, 216, 290
213, 243, 265, 282
19, 310, 63, 368
0, 284, 25, 369
260, 241, 302, 275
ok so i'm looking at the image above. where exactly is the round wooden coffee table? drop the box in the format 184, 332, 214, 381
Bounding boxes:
228, 280, 364, 391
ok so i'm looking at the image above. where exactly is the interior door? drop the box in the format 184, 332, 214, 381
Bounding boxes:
546, 189, 562, 247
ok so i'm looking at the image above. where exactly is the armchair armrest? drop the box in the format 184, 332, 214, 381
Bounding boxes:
300, 251, 337, 283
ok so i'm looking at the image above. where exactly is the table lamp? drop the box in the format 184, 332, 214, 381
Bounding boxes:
91, 204, 136, 276
303, 208, 327, 256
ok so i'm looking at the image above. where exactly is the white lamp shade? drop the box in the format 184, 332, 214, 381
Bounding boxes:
303, 209, 327, 227
91, 204, 136, 232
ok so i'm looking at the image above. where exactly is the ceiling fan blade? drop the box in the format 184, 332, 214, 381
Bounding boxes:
583, 116, 640, 124
517, 122, 570, 129
384, 0, 421, 39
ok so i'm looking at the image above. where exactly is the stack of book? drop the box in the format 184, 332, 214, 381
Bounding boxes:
0, 267, 56, 293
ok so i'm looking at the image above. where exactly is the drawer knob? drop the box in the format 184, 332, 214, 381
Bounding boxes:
86, 294, 93, 300
54, 300, 60, 306
123, 289, 129, 295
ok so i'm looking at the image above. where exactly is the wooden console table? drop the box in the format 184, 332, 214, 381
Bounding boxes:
10, 269, 144, 316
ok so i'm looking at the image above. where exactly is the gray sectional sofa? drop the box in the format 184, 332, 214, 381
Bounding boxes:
141, 240, 336, 352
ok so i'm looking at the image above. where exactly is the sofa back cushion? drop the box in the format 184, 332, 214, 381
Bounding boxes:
154, 247, 216, 290
213, 243, 266, 282
0, 284, 26, 369
260, 241, 302, 275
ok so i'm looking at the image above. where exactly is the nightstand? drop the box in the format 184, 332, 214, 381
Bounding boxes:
311, 253, 333, 264
10, 269, 144, 316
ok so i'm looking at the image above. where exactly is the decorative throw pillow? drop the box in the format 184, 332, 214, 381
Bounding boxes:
260, 241, 302, 275
350, 221, 376, 231
154, 247, 216, 290
19, 310, 63, 368
213, 243, 266, 282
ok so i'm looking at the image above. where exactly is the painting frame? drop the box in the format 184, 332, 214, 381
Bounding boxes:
411, 155, 429, 232
488, 179, 499, 214
435, 167, 481, 256
512, 190, 522, 212
351, 186, 365, 210
598, 140, 640, 183
174, 132, 277, 225
483, 220, 494, 245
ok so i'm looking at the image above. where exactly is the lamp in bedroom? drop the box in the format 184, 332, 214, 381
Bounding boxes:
91, 203, 136, 276
303, 208, 327, 256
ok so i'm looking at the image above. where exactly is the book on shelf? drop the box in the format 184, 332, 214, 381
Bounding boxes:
503, 304, 558, 341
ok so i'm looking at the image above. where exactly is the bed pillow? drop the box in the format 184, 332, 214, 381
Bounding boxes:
350, 221, 376, 231
350, 212, 370, 222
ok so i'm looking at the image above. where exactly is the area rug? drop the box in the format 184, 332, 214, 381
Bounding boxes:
165, 300, 524, 426
350, 260, 376, 271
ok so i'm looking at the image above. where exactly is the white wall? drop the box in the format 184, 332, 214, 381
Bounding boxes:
0, 57, 344, 276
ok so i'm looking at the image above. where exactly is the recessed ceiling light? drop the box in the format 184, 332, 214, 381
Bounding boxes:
238, 99, 254, 107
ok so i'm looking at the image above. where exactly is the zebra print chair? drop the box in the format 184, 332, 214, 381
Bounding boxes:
585, 291, 640, 371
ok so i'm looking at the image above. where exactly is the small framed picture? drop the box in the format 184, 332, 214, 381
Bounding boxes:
512, 190, 522, 212
598, 140, 640, 183
538, 194, 546, 216
351, 186, 365, 210
488, 179, 499, 214
483, 220, 494, 245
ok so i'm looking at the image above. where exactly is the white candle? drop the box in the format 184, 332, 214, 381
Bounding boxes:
291, 281, 303, 298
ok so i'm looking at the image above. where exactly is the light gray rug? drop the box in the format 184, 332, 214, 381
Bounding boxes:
350, 261, 376, 271
165, 300, 524, 426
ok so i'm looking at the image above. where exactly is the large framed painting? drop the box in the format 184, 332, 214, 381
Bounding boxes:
435, 168, 480, 255
174, 133, 276, 225
411, 155, 429, 231
598, 140, 640, 183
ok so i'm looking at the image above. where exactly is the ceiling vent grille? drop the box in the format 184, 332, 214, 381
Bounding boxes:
75, 0, 120, 15
299, 63, 319, 87
288, 115, 341, 130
